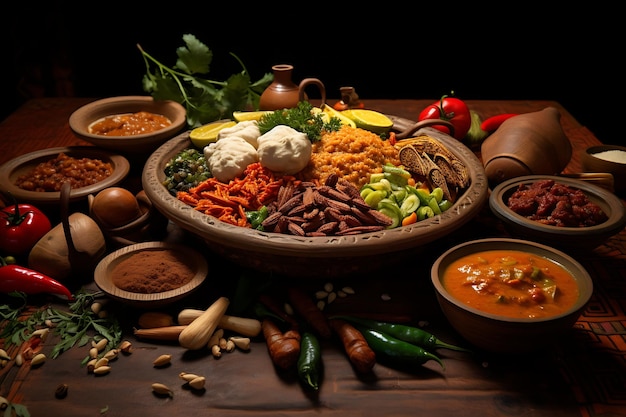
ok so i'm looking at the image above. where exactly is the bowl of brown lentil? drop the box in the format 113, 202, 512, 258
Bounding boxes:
69, 96, 187, 154
142, 120, 489, 278
0, 146, 130, 206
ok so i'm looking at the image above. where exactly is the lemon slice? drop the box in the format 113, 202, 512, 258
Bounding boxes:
232, 110, 273, 122
189, 120, 237, 148
320, 104, 356, 128
343, 109, 393, 134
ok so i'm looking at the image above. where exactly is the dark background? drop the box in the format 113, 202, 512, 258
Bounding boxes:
1, 3, 619, 145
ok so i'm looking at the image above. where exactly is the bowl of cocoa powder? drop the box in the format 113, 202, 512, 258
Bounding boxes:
94, 241, 208, 308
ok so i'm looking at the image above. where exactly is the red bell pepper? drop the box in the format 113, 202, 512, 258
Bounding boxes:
0, 195, 52, 255
480, 113, 518, 132
0, 257, 73, 300
418, 94, 471, 140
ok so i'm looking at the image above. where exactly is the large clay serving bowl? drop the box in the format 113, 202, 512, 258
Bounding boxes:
69, 96, 187, 154
142, 124, 489, 278
0, 146, 130, 206
431, 238, 593, 354
489, 175, 626, 251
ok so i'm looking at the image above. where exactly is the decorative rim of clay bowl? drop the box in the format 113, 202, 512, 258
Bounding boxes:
94, 241, 208, 308
142, 122, 489, 277
0, 146, 130, 205
430, 237, 593, 353
69, 96, 187, 154
489, 175, 626, 250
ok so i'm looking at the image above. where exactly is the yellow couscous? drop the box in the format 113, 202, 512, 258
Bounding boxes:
298, 126, 400, 189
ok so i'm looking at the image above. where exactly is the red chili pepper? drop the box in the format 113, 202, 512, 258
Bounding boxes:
0, 194, 52, 255
418, 93, 471, 140
480, 113, 518, 132
0, 257, 73, 300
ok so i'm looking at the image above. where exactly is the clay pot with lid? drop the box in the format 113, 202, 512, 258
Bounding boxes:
481, 107, 572, 187
259, 64, 325, 110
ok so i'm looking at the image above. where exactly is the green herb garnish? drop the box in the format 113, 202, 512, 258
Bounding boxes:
138, 34, 273, 128
257, 101, 342, 142
0, 290, 122, 360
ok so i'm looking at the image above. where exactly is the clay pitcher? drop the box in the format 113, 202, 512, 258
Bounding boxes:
481, 107, 572, 187
259, 64, 325, 110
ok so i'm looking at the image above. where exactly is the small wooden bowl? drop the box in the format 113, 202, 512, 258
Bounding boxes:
431, 238, 593, 353
581, 145, 626, 194
69, 96, 187, 154
94, 242, 208, 308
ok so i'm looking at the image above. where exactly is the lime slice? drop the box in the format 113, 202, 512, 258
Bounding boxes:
189, 120, 237, 148
343, 109, 393, 134
320, 104, 356, 128
232, 111, 273, 122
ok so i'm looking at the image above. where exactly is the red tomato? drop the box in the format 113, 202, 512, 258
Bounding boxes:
0, 201, 52, 255
418, 95, 471, 140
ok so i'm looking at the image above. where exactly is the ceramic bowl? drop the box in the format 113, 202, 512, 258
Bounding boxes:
69, 96, 187, 154
581, 145, 626, 194
431, 238, 593, 354
0, 146, 130, 206
94, 241, 208, 308
489, 175, 626, 251
142, 125, 489, 278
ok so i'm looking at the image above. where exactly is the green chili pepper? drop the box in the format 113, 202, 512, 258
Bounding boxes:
333, 316, 471, 353
297, 330, 322, 391
245, 206, 269, 230
355, 326, 445, 370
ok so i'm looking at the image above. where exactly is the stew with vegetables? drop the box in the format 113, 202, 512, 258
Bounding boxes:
442, 250, 580, 319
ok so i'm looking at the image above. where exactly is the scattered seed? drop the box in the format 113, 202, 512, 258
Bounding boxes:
342, 286, 355, 294
153, 354, 171, 367
55, 383, 69, 399
93, 338, 108, 352
188, 376, 206, 390
211, 345, 221, 358
89, 347, 98, 359
94, 365, 111, 375
381, 293, 391, 301
15, 353, 23, 367
118, 340, 133, 354
337, 290, 347, 298
87, 359, 97, 373
94, 357, 109, 369
317, 300, 326, 311
31, 353, 46, 367
103, 349, 119, 361
283, 302, 294, 316
225, 339, 236, 353
327, 291, 337, 304
151, 383, 173, 397
315, 290, 329, 299
91, 302, 103, 315
31, 328, 50, 341
179, 372, 201, 382
229, 336, 251, 351
324, 282, 334, 292
45, 319, 56, 328
218, 338, 228, 350
0, 349, 10, 361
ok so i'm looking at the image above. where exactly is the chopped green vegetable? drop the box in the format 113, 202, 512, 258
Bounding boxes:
257, 101, 342, 142
163, 148, 211, 196
138, 34, 273, 128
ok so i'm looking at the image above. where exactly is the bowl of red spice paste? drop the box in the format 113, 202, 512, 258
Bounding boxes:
69, 96, 186, 154
94, 241, 208, 308
489, 175, 626, 251
431, 238, 593, 353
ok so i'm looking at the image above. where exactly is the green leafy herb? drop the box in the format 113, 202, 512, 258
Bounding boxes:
138, 34, 273, 128
0, 290, 122, 360
257, 101, 342, 142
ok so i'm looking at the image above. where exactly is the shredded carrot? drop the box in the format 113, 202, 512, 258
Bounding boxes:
177, 162, 296, 227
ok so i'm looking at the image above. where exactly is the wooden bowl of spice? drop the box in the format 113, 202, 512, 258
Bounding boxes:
69, 96, 187, 154
94, 241, 208, 308
581, 145, 626, 194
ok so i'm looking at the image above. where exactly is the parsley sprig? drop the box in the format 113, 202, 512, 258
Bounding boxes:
138, 34, 273, 128
257, 101, 343, 142
0, 291, 122, 360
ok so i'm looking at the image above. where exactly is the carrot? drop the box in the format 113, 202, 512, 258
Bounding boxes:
287, 287, 332, 339
329, 318, 376, 374
261, 318, 301, 370
177, 162, 297, 227
402, 211, 418, 226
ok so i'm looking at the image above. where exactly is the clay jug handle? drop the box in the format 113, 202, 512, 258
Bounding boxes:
395, 119, 455, 140
298, 78, 326, 107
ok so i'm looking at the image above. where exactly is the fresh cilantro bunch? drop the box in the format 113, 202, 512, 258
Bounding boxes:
138, 34, 273, 128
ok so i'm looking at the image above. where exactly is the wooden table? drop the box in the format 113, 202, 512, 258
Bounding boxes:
0, 98, 624, 417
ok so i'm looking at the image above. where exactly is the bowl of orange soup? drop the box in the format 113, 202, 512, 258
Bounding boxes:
431, 238, 593, 354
